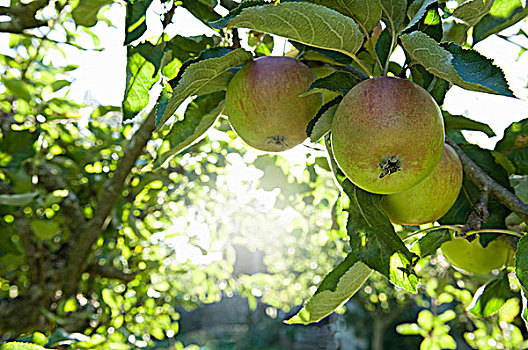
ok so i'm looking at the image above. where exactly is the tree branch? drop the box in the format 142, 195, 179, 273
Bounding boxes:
446, 137, 528, 223
86, 264, 140, 283
63, 110, 156, 295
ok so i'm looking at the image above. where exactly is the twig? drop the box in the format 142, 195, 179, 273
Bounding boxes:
446, 137, 528, 223
461, 189, 489, 238
86, 264, 140, 283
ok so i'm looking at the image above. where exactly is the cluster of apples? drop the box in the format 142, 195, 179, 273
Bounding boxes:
225, 55, 463, 226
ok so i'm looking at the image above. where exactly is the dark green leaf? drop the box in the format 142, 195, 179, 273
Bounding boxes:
0, 128, 39, 171
124, 0, 153, 45
452, 0, 494, 27
307, 0, 383, 32
154, 91, 225, 167
443, 111, 496, 137
90, 105, 121, 118
410, 64, 450, 106
223, 2, 364, 57
381, 0, 407, 33
411, 228, 451, 258
165, 34, 217, 63
285, 253, 372, 324
467, 274, 510, 317
122, 42, 163, 121
375, 29, 392, 68
401, 31, 514, 97
495, 118, 528, 175
306, 97, 342, 142
157, 48, 251, 127
305, 71, 362, 96
181, 0, 221, 25
30, 220, 60, 240
474, 0, 528, 44
51, 80, 71, 92
517, 236, 528, 313
295, 43, 353, 66
404, 0, 437, 32
210, 0, 273, 29
343, 181, 418, 292
72, 0, 113, 27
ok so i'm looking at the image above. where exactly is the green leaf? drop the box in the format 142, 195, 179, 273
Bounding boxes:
410, 228, 451, 258
516, 235, 528, 294
124, 0, 152, 45
122, 42, 163, 121
1, 77, 31, 101
405, 0, 437, 32
439, 144, 512, 230
417, 309, 434, 331
30, 220, 60, 240
154, 91, 225, 167
50, 80, 71, 92
0, 342, 49, 350
443, 111, 496, 137
156, 48, 252, 128
375, 29, 392, 68
181, 0, 221, 24
452, 0, 495, 27
381, 0, 407, 33
285, 253, 372, 324
304, 71, 362, 96
307, 0, 383, 32
0, 129, 39, 171
343, 181, 419, 292
0, 192, 38, 206
467, 274, 510, 317
495, 118, 528, 175
223, 2, 364, 57
409, 64, 450, 106
401, 31, 514, 97
306, 97, 342, 142
473, 0, 528, 44
72, 0, 113, 27
165, 34, 217, 63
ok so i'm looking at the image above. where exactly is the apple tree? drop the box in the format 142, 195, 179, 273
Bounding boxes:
2, 0, 528, 349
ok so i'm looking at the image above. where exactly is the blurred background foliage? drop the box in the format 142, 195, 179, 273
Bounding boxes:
1, 0, 528, 349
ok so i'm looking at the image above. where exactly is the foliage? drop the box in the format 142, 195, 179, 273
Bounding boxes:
1, 0, 528, 349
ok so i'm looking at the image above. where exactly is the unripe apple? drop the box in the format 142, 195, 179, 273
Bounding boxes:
441, 235, 513, 274
331, 77, 445, 194
225, 56, 322, 152
381, 144, 463, 225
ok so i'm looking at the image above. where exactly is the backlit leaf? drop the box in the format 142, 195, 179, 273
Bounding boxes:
124, 0, 152, 45
473, 0, 528, 43
452, 0, 494, 27
72, 0, 113, 27
443, 111, 496, 137
468, 274, 510, 317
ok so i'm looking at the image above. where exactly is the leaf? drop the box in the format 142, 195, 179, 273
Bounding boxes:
1, 77, 31, 101
223, 2, 364, 57
304, 71, 362, 96
306, 97, 342, 142
0, 342, 49, 350
154, 91, 225, 167
124, 0, 153, 45
156, 48, 252, 128
473, 0, 528, 44
405, 0, 437, 32
410, 228, 451, 258
72, 0, 113, 27
307, 0, 383, 32
30, 220, 60, 240
343, 180, 418, 292
467, 274, 510, 317
0, 192, 38, 206
443, 111, 496, 137
381, 0, 407, 33
181, 0, 221, 24
375, 29, 392, 68
401, 31, 514, 97
409, 64, 450, 106
0, 129, 39, 171
165, 34, 217, 63
452, 0, 495, 27
495, 118, 528, 175
516, 235, 528, 293
122, 42, 163, 121
439, 144, 512, 229
285, 253, 372, 324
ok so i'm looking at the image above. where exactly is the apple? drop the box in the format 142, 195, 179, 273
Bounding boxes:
381, 144, 463, 225
224, 56, 322, 152
331, 77, 445, 194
